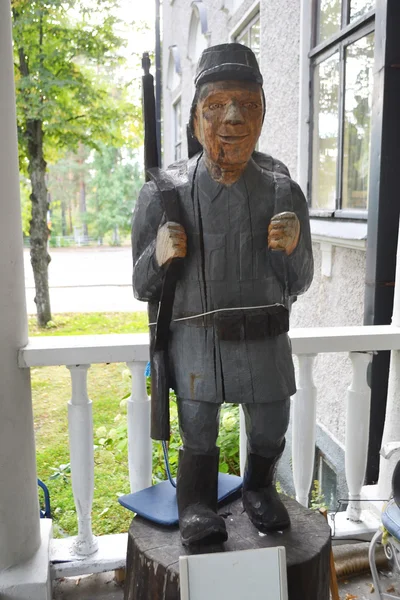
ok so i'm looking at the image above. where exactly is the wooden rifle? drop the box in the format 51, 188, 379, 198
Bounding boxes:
141, 53, 181, 441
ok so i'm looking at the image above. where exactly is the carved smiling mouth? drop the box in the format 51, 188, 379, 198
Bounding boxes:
218, 133, 250, 144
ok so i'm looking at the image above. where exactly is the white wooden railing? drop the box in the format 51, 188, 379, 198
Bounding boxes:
18, 325, 400, 576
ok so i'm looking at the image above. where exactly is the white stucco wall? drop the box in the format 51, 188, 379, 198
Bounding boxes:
162, 0, 367, 445
259, 0, 300, 178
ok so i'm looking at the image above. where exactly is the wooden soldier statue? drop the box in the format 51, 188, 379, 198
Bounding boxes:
131, 43, 313, 546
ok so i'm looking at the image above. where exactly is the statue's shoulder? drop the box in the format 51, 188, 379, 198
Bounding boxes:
164, 153, 201, 189
252, 150, 291, 178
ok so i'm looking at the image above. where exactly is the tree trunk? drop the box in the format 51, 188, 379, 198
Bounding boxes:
27, 119, 52, 326
78, 143, 88, 238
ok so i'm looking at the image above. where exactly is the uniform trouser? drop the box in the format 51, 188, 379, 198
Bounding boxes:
177, 398, 290, 458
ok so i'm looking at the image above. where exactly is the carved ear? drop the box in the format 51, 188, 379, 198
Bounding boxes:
187, 124, 203, 158
193, 109, 202, 145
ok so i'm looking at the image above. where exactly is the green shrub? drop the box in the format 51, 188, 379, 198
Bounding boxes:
95, 381, 241, 481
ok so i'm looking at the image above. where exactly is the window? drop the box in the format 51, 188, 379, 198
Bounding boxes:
310, 0, 375, 216
173, 98, 182, 161
235, 13, 260, 61
167, 46, 181, 92
314, 451, 338, 511
188, 1, 209, 65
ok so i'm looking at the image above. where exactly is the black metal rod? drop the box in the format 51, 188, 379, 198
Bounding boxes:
364, 0, 400, 483
155, 0, 162, 166
141, 52, 159, 179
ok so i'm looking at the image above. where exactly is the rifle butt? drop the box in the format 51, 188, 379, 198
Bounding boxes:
150, 349, 171, 441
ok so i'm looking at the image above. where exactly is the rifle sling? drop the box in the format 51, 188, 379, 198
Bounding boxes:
147, 169, 182, 352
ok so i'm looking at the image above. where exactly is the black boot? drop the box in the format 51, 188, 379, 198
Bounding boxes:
176, 447, 228, 546
242, 444, 290, 533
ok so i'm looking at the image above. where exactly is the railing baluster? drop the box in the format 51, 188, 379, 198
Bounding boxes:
126, 361, 152, 492
239, 406, 247, 477
67, 364, 98, 556
292, 354, 317, 507
345, 352, 372, 521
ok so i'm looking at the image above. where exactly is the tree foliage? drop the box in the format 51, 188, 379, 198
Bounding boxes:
46, 146, 144, 244
86, 146, 143, 244
12, 0, 143, 324
13, 0, 141, 158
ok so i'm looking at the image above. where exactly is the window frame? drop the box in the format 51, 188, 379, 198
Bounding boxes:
172, 94, 182, 162
234, 12, 261, 58
309, 1, 375, 219
229, 0, 260, 45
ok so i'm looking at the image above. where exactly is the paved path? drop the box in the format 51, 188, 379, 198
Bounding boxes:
24, 247, 147, 315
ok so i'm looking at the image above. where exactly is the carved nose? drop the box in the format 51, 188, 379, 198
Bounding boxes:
223, 101, 245, 124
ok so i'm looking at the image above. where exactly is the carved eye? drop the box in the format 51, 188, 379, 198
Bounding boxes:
242, 102, 260, 109
208, 103, 224, 110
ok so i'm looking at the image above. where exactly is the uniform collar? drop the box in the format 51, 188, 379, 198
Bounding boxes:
193, 154, 262, 202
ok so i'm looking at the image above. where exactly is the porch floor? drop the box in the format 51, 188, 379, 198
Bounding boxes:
52, 566, 400, 600
53, 572, 124, 600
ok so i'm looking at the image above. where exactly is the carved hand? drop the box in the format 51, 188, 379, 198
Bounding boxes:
268, 211, 300, 256
156, 222, 187, 267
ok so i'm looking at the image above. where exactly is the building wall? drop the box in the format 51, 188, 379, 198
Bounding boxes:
258, 0, 300, 179
292, 243, 366, 444
163, 0, 368, 499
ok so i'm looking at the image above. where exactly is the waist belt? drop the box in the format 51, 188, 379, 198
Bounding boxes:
174, 305, 289, 341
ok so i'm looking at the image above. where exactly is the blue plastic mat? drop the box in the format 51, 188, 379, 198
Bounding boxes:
118, 473, 242, 526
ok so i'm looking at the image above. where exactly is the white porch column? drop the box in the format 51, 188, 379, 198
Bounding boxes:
292, 354, 317, 506
126, 361, 152, 492
345, 352, 372, 521
67, 365, 98, 556
0, 2, 40, 572
378, 217, 400, 498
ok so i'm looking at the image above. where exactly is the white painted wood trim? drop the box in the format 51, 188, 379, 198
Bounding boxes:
297, 0, 312, 190
67, 365, 98, 557
228, 0, 260, 41
18, 326, 400, 368
239, 405, 247, 477
345, 352, 372, 522
292, 355, 317, 506
50, 533, 127, 579
378, 219, 400, 498
313, 233, 367, 251
19, 333, 150, 367
320, 242, 333, 277
126, 361, 153, 492
0, 0, 41, 573
290, 325, 400, 354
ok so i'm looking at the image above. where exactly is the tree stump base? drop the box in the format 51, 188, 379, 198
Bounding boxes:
124, 495, 331, 600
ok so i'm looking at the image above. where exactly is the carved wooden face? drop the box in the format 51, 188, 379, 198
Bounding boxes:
193, 80, 264, 170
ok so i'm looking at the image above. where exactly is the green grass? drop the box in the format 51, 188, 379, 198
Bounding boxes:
28, 312, 148, 336
31, 312, 148, 537
30, 311, 240, 538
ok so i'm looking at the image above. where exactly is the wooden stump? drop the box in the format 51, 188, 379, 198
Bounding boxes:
124, 495, 331, 600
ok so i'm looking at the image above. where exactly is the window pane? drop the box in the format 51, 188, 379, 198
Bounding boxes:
312, 53, 340, 210
235, 15, 260, 60
342, 33, 374, 210
350, 0, 375, 22
317, 0, 341, 43
250, 20, 260, 60
236, 28, 249, 48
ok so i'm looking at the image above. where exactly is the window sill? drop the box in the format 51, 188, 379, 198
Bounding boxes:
310, 219, 367, 250
310, 219, 367, 277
